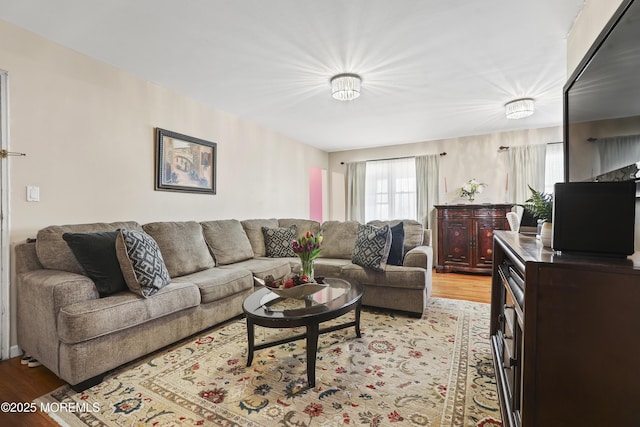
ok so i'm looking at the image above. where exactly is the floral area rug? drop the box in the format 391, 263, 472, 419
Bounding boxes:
36, 298, 502, 427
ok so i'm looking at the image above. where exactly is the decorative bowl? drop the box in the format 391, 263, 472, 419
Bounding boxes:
268, 282, 329, 299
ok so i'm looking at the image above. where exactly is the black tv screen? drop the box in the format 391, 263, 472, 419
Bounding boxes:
552, 181, 636, 257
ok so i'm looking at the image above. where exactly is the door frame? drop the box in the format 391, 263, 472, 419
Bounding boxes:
1, 69, 10, 360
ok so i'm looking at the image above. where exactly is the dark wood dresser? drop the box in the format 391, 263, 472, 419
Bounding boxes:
435, 203, 512, 274
490, 231, 640, 427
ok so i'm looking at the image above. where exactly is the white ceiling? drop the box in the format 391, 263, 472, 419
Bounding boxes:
0, 0, 585, 152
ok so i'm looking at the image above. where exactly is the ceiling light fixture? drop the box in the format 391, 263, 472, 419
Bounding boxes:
330, 73, 361, 101
505, 98, 535, 119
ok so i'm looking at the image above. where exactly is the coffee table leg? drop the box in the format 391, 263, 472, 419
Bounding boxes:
306, 323, 319, 388
355, 301, 362, 338
246, 318, 255, 367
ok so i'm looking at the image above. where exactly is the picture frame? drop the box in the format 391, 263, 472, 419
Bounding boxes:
155, 128, 217, 194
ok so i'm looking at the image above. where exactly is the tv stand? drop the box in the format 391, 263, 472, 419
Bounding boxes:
490, 231, 640, 426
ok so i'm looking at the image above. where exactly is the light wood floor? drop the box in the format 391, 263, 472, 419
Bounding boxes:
0, 271, 491, 426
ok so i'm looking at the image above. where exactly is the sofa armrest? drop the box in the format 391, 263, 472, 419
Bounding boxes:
14, 241, 42, 276
422, 229, 432, 247
17, 269, 99, 371
19, 270, 100, 311
403, 245, 433, 271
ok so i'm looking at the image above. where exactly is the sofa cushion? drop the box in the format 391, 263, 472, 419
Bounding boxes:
36, 221, 143, 274
351, 223, 392, 272
62, 231, 127, 297
340, 264, 427, 290
173, 267, 253, 304
115, 229, 171, 297
262, 225, 296, 257
319, 221, 359, 259
57, 282, 200, 344
201, 220, 254, 265
143, 221, 215, 277
219, 257, 291, 281
278, 219, 321, 239
313, 258, 354, 278
387, 222, 405, 266
368, 219, 424, 254
241, 218, 279, 257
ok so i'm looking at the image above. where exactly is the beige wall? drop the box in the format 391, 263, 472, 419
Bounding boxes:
328, 127, 562, 218
566, 0, 625, 76
1, 19, 328, 349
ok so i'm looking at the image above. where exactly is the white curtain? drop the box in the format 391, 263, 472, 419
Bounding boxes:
346, 162, 366, 222
594, 135, 640, 177
544, 143, 564, 194
508, 144, 547, 205
415, 154, 440, 228
364, 158, 416, 222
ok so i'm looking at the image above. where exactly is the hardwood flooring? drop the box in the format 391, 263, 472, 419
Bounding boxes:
0, 271, 491, 426
431, 270, 492, 304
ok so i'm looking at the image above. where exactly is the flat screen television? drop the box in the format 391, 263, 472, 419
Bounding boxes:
552, 181, 636, 257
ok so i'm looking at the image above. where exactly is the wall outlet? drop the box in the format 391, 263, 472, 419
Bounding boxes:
26, 186, 40, 202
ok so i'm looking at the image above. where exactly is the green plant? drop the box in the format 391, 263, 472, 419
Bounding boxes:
523, 186, 553, 222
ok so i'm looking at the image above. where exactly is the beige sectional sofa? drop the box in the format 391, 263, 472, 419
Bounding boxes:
15, 218, 432, 390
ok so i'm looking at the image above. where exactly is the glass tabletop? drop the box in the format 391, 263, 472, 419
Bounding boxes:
259, 277, 351, 312
242, 277, 363, 320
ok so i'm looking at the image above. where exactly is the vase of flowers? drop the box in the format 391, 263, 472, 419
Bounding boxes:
458, 179, 487, 202
291, 231, 322, 281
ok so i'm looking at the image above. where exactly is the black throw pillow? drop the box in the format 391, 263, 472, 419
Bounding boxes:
387, 222, 405, 266
62, 231, 128, 297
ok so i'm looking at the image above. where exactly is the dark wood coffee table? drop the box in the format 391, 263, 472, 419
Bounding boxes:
242, 277, 363, 388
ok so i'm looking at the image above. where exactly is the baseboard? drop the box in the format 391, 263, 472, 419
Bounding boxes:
9, 345, 23, 358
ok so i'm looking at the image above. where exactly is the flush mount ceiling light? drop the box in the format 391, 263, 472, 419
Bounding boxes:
505, 98, 535, 119
330, 73, 361, 101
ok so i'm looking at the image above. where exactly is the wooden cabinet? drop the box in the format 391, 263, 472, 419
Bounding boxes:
490, 231, 640, 427
435, 204, 511, 274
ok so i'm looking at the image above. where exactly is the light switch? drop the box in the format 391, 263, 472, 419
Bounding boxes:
26, 186, 40, 202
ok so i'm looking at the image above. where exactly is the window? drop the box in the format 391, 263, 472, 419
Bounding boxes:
544, 143, 564, 194
364, 158, 417, 222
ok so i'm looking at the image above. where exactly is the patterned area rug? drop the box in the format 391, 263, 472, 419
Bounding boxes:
36, 298, 502, 426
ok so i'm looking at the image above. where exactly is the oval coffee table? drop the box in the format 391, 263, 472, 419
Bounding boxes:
242, 277, 363, 388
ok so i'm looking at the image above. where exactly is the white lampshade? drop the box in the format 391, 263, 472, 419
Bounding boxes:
330, 73, 361, 101
505, 98, 535, 119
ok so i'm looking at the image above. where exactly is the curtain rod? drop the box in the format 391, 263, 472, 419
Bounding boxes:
498, 141, 562, 152
340, 152, 446, 165
587, 134, 640, 142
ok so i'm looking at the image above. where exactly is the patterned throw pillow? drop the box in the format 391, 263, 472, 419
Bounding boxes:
262, 225, 297, 257
352, 223, 392, 272
115, 229, 171, 297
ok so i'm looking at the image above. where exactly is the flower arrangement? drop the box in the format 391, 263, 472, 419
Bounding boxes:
458, 179, 486, 202
291, 231, 323, 282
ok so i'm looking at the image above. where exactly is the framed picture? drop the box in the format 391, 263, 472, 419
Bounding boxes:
155, 128, 216, 194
